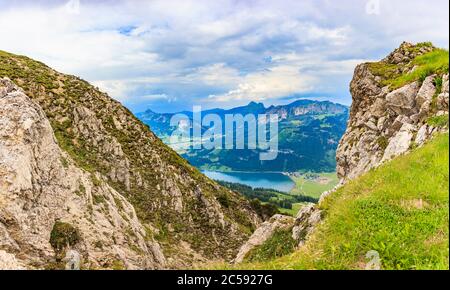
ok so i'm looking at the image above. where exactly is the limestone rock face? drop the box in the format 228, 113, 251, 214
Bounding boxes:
337, 42, 449, 181
437, 74, 449, 110
0, 79, 165, 269
382, 123, 415, 162
0, 250, 26, 270
234, 215, 294, 263
1, 50, 261, 269
386, 82, 420, 115
416, 76, 437, 108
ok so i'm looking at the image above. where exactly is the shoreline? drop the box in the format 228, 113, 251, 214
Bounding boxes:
202, 170, 296, 193
201, 169, 338, 195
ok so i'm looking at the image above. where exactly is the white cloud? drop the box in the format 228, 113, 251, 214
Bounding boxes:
208, 64, 316, 103
0, 0, 448, 112
206, 51, 366, 104
183, 63, 240, 87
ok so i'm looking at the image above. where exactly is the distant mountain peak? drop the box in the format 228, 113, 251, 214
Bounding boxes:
247, 101, 265, 108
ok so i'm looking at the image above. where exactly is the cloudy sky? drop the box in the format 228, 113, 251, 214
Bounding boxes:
0, 0, 448, 113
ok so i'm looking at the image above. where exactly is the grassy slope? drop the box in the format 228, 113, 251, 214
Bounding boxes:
368, 44, 449, 91
388, 48, 449, 89
214, 134, 449, 270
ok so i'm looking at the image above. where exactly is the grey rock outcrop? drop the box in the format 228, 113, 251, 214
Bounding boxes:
386, 82, 420, 115
337, 42, 449, 181
0, 250, 26, 270
416, 76, 437, 108
0, 78, 165, 269
382, 123, 415, 162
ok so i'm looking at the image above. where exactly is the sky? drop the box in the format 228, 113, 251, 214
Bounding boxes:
0, 0, 448, 113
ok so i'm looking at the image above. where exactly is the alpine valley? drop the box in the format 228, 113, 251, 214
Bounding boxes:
137, 100, 349, 173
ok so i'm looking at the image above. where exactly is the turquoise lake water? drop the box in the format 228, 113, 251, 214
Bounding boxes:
202, 170, 295, 193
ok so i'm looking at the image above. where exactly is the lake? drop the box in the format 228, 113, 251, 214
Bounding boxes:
202, 171, 295, 193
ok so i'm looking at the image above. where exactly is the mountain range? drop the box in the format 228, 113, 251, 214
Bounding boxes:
137, 100, 349, 173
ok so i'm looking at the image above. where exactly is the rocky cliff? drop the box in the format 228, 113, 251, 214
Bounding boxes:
234, 42, 449, 264
0, 50, 261, 269
1, 79, 165, 269
336, 42, 449, 181
265, 100, 348, 120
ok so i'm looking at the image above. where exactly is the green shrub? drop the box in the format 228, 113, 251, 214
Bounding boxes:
111, 260, 126, 270
377, 136, 389, 150
93, 194, 107, 205
91, 174, 102, 187
217, 194, 230, 208
250, 199, 280, 220
50, 221, 81, 258
433, 77, 443, 95
427, 115, 449, 128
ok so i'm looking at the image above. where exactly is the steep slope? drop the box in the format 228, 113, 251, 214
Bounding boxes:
1, 79, 165, 269
218, 133, 449, 270
138, 100, 349, 172
0, 50, 260, 268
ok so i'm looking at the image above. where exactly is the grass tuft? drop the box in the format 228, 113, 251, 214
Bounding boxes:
427, 115, 449, 128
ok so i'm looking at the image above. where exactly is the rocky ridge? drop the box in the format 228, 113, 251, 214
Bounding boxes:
265, 100, 348, 120
0, 50, 261, 269
1, 78, 165, 269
